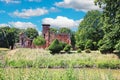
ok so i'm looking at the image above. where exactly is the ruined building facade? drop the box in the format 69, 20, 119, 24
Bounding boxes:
42, 24, 71, 47
19, 24, 71, 48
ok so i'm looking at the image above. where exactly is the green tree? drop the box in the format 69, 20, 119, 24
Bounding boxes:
33, 36, 46, 46
50, 28, 58, 33
95, 0, 120, 53
59, 27, 71, 34
76, 10, 103, 50
25, 28, 39, 39
48, 39, 63, 54
0, 27, 15, 49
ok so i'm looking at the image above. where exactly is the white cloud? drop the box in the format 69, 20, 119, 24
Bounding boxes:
0, 24, 10, 27
9, 21, 37, 29
11, 8, 48, 18
55, 0, 101, 12
42, 16, 83, 29
28, 0, 41, 2
0, 0, 20, 4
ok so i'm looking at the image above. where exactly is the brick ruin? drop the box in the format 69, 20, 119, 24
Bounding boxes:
18, 24, 71, 48
42, 24, 71, 47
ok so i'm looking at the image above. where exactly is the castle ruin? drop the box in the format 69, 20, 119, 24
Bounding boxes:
19, 24, 71, 48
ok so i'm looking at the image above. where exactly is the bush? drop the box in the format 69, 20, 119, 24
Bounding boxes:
48, 39, 63, 54
64, 44, 71, 52
77, 49, 82, 53
33, 36, 46, 46
115, 41, 120, 52
99, 39, 114, 53
85, 40, 94, 50
77, 41, 85, 50
60, 42, 67, 50
85, 49, 91, 53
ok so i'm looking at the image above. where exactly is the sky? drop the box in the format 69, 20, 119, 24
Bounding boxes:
0, 0, 101, 33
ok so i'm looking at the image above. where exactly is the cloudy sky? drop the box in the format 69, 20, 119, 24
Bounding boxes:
0, 0, 101, 31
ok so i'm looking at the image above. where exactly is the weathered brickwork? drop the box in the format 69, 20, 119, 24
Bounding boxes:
42, 24, 71, 47
19, 24, 71, 48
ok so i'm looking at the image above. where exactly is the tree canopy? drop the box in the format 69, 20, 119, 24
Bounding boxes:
95, 0, 120, 53
33, 36, 46, 46
25, 28, 39, 39
76, 10, 103, 50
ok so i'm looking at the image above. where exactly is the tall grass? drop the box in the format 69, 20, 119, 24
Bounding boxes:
0, 68, 120, 80
5, 48, 120, 69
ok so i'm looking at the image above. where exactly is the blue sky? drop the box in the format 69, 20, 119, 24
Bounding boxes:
0, 0, 100, 33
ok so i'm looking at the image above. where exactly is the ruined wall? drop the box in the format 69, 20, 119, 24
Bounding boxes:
18, 24, 71, 49
42, 24, 71, 48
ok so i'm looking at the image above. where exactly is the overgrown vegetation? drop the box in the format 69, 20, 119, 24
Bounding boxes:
48, 39, 63, 54
3, 48, 120, 69
33, 36, 46, 46
0, 68, 120, 80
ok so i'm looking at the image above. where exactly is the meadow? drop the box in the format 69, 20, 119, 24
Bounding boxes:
0, 68, 120, 80
0, 48, 120, 80
4, 48, 120, 69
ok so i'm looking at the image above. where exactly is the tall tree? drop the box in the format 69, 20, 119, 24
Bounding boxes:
0, 27, 15, 49
76, 10, 103, 50
25, 28, 39, 39
95, 0, 120, 53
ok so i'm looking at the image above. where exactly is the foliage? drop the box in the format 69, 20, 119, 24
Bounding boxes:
59, 27, 71, 34
48, 39, 63, 54
33, 36, 46, 46
71, 32, 76, 49
60, 42, 67, 50
4, 48, 120, 69
85, 40, 94, 50
76, 10, 103, 50
95, 0, 120, 53
25, 28, 39, 39
76, 41, 84, 50
77, 49, 82, 53
50, 28, 58, 33
64, 44, 71, 52
85, 49, 91, 53
0, 68, 119, 80
115, 41, 120, 52
0, 27, 16, 49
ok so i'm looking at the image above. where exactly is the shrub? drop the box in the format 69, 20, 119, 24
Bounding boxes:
64, 44, 71, 52
85, 49, 91, 53
99, 39, 114, 53
60, 42, 67, 50
48, 39, 63, 54
115, 41, 120, 52
85, 40, 94, 50
33, 36, 46, 46
77, 41, 85, 50
77, 49, 82, 53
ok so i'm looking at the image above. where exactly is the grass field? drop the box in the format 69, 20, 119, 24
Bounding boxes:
4, 48, 120, 68
0, 48, 120, 80
0, 68, 120, 80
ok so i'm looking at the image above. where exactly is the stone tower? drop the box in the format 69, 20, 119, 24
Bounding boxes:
42, 24, 50, 47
